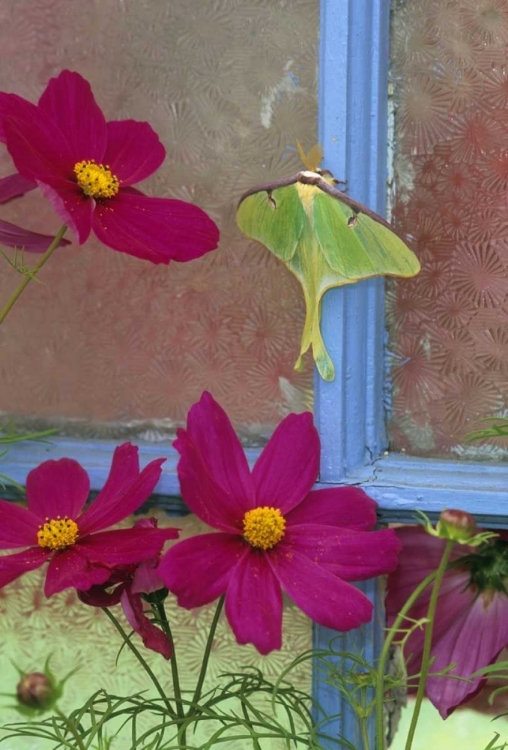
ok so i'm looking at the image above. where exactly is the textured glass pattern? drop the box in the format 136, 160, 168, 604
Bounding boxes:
0, 0, 317, 439
0, 512, 312, 749
388, 0, 508, 458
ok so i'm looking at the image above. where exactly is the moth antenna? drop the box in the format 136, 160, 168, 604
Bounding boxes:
296, 140, 323, 172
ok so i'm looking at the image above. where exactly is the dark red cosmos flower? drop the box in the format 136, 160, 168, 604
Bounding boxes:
0, 70, 219, 263
386, 527, 508, 718
0, 443, 178, 596
79, 518, 175, 659
158, 392, 401, 655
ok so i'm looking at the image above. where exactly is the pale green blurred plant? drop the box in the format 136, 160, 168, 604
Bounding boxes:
464, 417, 508, 444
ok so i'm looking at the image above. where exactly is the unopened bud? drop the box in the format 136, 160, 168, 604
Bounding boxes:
16, 672, 53, 708
437, 509, 478, 543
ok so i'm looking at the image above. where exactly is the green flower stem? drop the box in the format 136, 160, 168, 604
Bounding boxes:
153, 600, 186, 746
374, 567, 441, 748
101, 607, 176, 718
54, 707, 87, 750
360, 714, 371, 750
191, 595, 225, 711
0, 224, 67, 325
404, 539, 454, 750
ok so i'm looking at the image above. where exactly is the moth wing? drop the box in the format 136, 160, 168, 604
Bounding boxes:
312, 190, 420, 280
236, 185, 306, 262
352, 212, 421, 278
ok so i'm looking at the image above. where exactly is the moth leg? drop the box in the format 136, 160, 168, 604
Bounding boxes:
333, 177, 348, 191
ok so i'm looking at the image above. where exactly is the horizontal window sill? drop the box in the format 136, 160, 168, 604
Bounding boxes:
2, 438, 507, 526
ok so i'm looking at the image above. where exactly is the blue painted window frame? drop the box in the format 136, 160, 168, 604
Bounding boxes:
3, 1, 508, 747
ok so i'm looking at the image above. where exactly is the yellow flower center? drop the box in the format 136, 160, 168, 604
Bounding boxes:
242, 506, 286, 550
73, 160, 120, 199
37, 516, 79, 550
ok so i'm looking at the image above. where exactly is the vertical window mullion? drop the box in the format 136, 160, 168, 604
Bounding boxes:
314, 1, 392, 747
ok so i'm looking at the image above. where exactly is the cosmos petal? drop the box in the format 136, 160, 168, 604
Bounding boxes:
427, 590, 508, 718
0, 546, 48, 587
77, 527, 178, 565
0, 92, 41, 142
253, 412, 319, 514
92, 187, 219, 264
0, 173, 36, 203
159, 533, 247, 608
121, 587, 172, 659
26, 458, 90, 521
284, 525, 401, 580
386, 527, 474, 615
225, 550, 283, 655
174, 431, 247, 533
78, 443, 140, 533
78, 444, 164, 534
384, 525, 508, 717
269, 546, 373, 631
44, 546, 111, 596
78, 581, 125, 607
3, 111, 75, 185
38, 70, 107, 162
103, 120, 165, 185
37, 181, 93, 244
185, 393, 254, 504
0, 499, 40, 549
286, 487, 378, 530
0, 217, 70, 253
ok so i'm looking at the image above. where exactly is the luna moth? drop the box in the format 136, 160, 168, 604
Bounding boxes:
236, 143, 420, 381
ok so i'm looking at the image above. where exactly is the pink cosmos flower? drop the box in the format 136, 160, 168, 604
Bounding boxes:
0, 172, 70, 253
386, 527, 508, 718
0, 443, 178, 597
79, 518, 175, 659
0, 70, 219, 263
158, 392, 401, 655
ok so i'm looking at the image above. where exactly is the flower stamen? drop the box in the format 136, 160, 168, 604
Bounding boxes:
243, 506, 286, 550
37, 516, 79, 550
74, 160, 120, 199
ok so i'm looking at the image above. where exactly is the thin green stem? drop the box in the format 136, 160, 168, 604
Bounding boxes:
191, 595, 225, 710
0, 224, 67, 324
101, 607, 176, 718
404, 540, 454, 750
359, 714, 371, 750
54, 708, 87, 750
374, 567, 440, 749
154, 601, 183, 715
153, 600, 186, 746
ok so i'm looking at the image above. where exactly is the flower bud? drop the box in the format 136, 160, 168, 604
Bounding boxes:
16, 672, 53, 709
437, 509, 478, 543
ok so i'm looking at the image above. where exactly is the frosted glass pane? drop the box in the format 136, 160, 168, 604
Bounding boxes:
388, 0, 508, 459
0, 0, 317, 439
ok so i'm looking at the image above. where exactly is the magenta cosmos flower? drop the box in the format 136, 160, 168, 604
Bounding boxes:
0, 443, 178, 597
0, 70, 219, 263
79, 518, 174, 659
158, 392, 401, 655
386, 527, 508, 718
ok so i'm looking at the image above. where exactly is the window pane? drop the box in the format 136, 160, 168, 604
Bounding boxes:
388, 0, 508, 459
0, 0, 317, 440
389, 697, 508, 749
